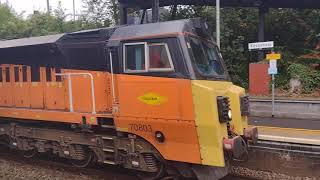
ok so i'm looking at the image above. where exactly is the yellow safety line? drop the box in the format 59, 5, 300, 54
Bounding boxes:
249, 125, 320, 134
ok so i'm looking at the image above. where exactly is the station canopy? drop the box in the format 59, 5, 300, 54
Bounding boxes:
118, 0, 320, 9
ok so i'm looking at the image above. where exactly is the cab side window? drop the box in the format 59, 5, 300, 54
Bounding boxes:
149, 43, 173, 71
124, 43, 147, 72
123, 42, 174, 73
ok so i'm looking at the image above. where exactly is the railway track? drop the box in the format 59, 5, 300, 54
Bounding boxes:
0, 142, 315, 180
242, 134, 320, 178
0, 145, 258, 180
250, 139, 320, 156
0, 127, 318, 180
0, 146, 138, 180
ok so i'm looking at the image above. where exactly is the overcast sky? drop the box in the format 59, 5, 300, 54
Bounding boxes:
5, 0, 84, 18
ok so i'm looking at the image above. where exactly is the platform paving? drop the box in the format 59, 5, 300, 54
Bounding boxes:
249, 116, 320, 130
249, 117, 320, 145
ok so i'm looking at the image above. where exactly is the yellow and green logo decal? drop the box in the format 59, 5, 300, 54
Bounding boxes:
138, 93, 168, 105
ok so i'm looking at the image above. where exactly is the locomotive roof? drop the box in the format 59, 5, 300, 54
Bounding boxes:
0, 34, 64, 49
0, 19, 203, 70
0, 19, 195, 48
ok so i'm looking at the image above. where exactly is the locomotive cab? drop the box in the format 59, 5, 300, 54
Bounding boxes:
106, 18, 258, 178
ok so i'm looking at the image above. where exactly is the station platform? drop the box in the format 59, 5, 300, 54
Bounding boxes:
248, 117, 320, 145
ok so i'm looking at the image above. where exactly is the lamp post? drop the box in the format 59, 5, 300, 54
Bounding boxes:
73, 0, 76, 21
46, 0, 50, 13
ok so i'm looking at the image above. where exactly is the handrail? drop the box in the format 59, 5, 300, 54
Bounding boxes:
109, 51, 117, 104
56, 73, 96, 114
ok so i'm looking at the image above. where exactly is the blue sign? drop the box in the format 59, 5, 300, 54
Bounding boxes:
268, 67, 278, 75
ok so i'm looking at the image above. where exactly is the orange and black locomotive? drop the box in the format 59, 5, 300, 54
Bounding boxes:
0, 18, 257, 179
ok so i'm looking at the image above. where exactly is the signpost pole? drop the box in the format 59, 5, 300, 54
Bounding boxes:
272, 73, 275, 117
270, 50, 276, 117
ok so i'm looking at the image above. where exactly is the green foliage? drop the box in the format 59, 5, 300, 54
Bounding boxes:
0, 4, 27, 39
163, 6, 320, 92
287, 63, 320, 92
82, 0, 118, 27
0, 2, 319, 94
163, 6, 258, 88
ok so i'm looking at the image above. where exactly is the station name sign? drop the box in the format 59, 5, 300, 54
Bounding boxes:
248, 41, 274, 50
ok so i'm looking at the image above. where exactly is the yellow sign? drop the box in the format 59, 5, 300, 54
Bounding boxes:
266, 53, 281, 60
138, 93, 168, 105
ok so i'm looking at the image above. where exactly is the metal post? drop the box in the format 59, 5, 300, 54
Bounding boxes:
140, 9, 146, 24
73, 0, 76, 21
152, 0, 160, 23
88, 74, 96, 115
119, 3, 127, 25
171, 5, 177, 20
46, 0, 50, 14
109, 51, 117, 104
258, 7, 266, 60
270, 50, 276, 117
216, 0, 221, 48
272, 74, 275, 117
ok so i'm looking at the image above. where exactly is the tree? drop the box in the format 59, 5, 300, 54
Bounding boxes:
0, 3, 27, 39
82, 0, 113, 27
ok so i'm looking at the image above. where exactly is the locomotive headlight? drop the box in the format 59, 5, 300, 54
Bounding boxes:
217, 96, 232, 123
228, 110, 232, 119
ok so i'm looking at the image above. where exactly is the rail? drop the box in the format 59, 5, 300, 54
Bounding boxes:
249, 140, 320, 157
250, 98, 320, 104
56, 73, 96, 114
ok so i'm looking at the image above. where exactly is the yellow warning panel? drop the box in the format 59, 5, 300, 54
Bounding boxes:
266, 53, 281, 60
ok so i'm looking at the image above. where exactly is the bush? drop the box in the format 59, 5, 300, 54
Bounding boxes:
287, 63, 320, 92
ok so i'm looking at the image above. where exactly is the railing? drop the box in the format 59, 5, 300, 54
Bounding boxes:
56, 73, 96, 114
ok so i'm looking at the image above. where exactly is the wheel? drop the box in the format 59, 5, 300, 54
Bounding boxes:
136, 154, 166, 180
22, 149, 37, 158
136, 163, 166, 180
70, 146, 94, 168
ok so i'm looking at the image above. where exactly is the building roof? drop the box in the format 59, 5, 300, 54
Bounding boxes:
119, 0, 320, 9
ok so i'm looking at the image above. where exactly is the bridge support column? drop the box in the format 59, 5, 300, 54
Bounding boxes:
120, 3, 128, 25
152, 0, 160, 23
258, 7, 268, 60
